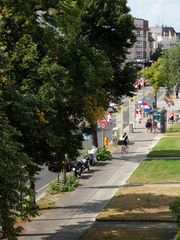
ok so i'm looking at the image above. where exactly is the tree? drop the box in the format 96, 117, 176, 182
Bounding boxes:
151, 46, 163, 61
164, 44, 180, 86
138, 58, 166, 107
80, 0, 136, 101
138, 44, 180, 106
0, 0, 86, 205
0, 110, 34, 239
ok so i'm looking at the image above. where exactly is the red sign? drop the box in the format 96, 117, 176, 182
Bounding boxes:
99, 119, 107, 129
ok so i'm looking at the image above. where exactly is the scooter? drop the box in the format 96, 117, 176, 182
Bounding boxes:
71, 156, 90, 177
71, 161, 82, 177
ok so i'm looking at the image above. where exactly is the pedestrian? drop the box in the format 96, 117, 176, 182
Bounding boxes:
136, 107, 142, 124
122, 132, 129, 149
106, 113, 112, 125
169, 110, 175, 121
103, 137, 109, 148
175, 85, 179, 99
145, 118, 152, 133
153, 120, 158, 133
152, 102, 156, 109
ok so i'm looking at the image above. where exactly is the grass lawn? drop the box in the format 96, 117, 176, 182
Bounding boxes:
96, 186, 179, 221
167, 124, 180, 133
147, 136, 180, 157
80, 226, 176, 240
127, 159, 180, 183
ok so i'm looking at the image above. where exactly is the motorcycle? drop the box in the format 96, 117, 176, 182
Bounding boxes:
71, 156, 90, 177
71, 161, 82, 177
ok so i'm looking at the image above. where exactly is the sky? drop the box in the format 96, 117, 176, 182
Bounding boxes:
127, 0, 180, 32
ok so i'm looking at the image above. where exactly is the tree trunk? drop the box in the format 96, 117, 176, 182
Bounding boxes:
154, 93, 157, 108
62, 167, 67, 184
28, 171, 36, 204
91, 125, 98, 147
30, 177, 36, 204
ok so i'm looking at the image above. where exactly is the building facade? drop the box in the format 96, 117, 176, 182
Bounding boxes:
127, 18, 154, 63
150, 26, 180, 49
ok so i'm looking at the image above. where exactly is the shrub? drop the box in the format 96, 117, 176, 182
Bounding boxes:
169, 198, 180, 225
48, 174, 79, 194
96, 147, 112, 161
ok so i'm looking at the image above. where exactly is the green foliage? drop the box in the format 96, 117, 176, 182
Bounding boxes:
0, 111, 35, 239
48, 174, 79, 194
175, 229, 180, 240
151, 46, 163, 61
170, 198, 180, 225
97, 147, 112, 161
141, 44, 180, 90
80, 0, 136, 100
0, 0, 135, 237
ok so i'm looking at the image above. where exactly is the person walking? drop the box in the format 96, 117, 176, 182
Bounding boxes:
175, 85, 179, 99
153, 120, 158, 133
121, 132, 129, 152
145, 118, 152, 133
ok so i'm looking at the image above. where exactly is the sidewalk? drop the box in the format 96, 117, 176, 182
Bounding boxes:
18, 89, 180, 240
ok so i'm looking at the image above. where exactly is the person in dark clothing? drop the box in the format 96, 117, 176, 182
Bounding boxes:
122, 132, 129, 146
175, 85, 179, 99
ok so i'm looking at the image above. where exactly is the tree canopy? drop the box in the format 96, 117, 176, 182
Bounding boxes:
80, 0, 136, 101
0, 0, 136, 237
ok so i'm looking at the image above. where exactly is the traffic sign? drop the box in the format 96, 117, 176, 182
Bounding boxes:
99, 119, 107, 129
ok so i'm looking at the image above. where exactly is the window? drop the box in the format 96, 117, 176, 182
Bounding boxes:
136, 30, 143, 37
136, 52, 143, 59
136, 41, 143, 48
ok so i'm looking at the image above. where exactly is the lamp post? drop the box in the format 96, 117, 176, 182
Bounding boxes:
142, 62, 145, 100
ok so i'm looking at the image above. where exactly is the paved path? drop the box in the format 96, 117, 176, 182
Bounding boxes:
18, 122, 162, 240
18, 88, 180, 240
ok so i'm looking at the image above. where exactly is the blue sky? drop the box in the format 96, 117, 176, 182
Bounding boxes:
127, 0, 180, 32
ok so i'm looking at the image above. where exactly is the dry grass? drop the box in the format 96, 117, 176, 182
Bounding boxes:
80, 226, 175, 240
36, 193, 60, 210
97, 186, 180, 221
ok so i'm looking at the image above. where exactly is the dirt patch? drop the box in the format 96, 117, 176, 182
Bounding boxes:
80, 226, 176, 240
97, 186, 180, 221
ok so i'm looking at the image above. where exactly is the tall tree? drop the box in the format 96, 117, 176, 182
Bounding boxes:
0, 0, 85, 205
80, 0, 136, 102
0, 109, 34, 239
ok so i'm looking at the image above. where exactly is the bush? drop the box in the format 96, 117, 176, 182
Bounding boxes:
48, 174, 79, 194
168, 189, 180, 240
96, 147, 112, 161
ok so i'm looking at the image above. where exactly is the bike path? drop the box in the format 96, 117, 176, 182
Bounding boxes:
18, 87, 180, 240
18, 119, 162, 240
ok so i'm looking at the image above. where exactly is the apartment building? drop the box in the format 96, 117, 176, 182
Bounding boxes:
150, 26, 180, 49
127, 18, 154, 63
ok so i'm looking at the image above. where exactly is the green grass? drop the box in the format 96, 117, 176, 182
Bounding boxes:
167, 124, 180, 133
128, 159, 180, 183
147, 137, 180, 157
175, 229, 180, 240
